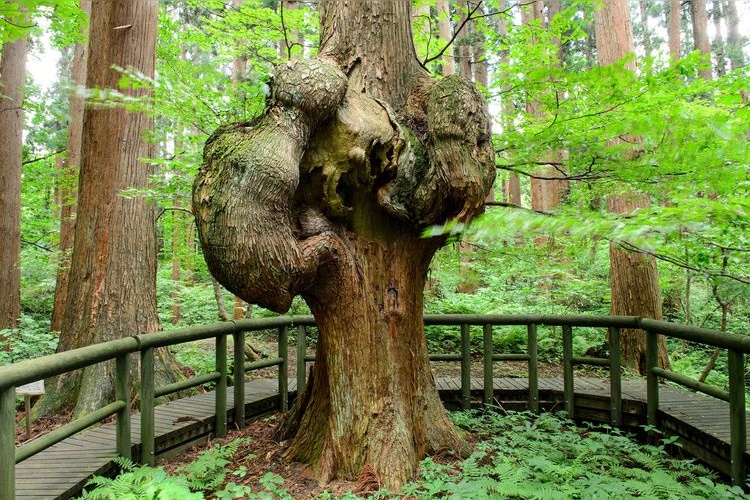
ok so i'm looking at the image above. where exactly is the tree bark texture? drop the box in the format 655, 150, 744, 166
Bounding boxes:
595, 0, 670, 374
0, 30, 28, 331
52, 0, 91, 333
436, 0, 455, 76
711, 0, 726, 77
193, 0, 494, 489
497, 0, 521, 206
455, 0, 473, 79
690, 0, 713, 79
668, 0, 681, 62
724, 0, 745, 70
525, 1, 568, 223
41, 0, 180, 418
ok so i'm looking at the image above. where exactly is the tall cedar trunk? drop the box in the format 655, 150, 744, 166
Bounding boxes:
51, 0, 91, 332
525, 2, 567, 219
455, 0, 473, 79
724, 0, 744, 70
711, 0, 726, 78
690, 0, 713, 79
0, 30, 28, 331
40, 0, 180, 418
668, 0, 681, 62
595, 0, 670, 374
436, 0, 455, 76
193, 0, 494, 488
498, 0, 521, 206
638, 0, 652, 58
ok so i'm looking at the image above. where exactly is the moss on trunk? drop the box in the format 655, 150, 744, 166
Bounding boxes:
193, 0, 494, 490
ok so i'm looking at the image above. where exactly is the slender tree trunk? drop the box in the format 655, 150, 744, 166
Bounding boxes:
497, 0, 520, 206
170, 197, 182, 326
212, 277, 230, 322
51, 0, 91, 333
639, 0, 652, 58
40, 0, 180, 418
595, 0, 670, 374
711, 0, 726, 77
455, 0, 473, 79
525, 1, 567, 225
724, 0, 745, 70
690, 0, 713, 79
699, 248, 730, 383
436, 0, 455, 76
668, 0, 682, 62
0, 27, 28, 331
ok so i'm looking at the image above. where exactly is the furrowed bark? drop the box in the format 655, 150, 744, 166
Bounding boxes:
194, 0, 494, 490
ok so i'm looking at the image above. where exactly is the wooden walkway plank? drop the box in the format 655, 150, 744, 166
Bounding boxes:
14, 375, 749, 499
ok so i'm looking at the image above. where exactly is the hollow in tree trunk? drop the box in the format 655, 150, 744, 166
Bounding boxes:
193, 0, 494, 489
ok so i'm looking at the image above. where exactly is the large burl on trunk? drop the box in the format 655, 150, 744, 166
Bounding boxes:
193, 1, 495, 489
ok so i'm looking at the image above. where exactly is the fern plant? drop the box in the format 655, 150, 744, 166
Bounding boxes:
396, 410, 749, 499
176, 438, 250, 491
79, 457, 201, 499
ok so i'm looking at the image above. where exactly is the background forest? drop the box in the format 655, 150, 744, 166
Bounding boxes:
1, 0, 749, 397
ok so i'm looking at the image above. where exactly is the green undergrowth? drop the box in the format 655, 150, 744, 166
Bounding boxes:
401, 410, 748, 499
78, 410, 747, 499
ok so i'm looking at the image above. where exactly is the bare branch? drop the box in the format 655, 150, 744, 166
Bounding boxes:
420, 0, 485, 69
22, 149, 66, 166
618, 241, 750, 286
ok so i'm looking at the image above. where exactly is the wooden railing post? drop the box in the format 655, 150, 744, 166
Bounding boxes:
115, 353, 131, 459
483, 324, 493, 405
233, 327, 246, 429
562, 325, 574, 418
528, 324, 539, 413
1, 386, 15, 500
296, 325, 307, 395
645, 329, 659, 428
215, 334, 228, 437
278, 326, 289, 412
728, 349, 746, 488
608, 327, 622, 427
140, 347, 155, 466
461, 324, 471, 410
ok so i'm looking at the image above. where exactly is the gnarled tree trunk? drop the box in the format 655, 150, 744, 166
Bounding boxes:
193, 0, 494, 489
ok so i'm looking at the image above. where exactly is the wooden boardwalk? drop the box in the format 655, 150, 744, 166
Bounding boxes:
15, 377, 747, 499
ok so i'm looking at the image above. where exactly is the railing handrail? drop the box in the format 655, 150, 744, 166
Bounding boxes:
1, 313, 747, 500
2, 314, 748, 391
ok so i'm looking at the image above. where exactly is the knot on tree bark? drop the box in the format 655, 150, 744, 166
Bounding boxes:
379, 75, 495, 225
192, 58, 347, 313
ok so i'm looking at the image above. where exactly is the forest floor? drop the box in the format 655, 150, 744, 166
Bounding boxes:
158, 351, 570, 499
13, 336, 581, 498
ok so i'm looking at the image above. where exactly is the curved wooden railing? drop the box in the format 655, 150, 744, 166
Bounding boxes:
1, 314, 747, 498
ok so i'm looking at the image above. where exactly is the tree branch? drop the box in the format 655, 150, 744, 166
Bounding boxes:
156, 206, 195, 222
484, 201, 552, 216
420, 0, 485, 69
617, 241, 750, 286
22, 149, 66, 165
1, 17, 36, 29
21, 238, 52, 252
